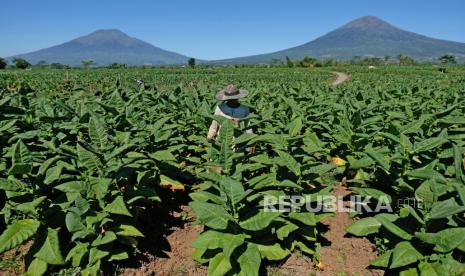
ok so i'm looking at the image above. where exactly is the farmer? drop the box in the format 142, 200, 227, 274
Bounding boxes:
207, 84, 252, 140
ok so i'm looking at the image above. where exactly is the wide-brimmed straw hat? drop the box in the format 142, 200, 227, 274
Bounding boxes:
215, 84, 249, 101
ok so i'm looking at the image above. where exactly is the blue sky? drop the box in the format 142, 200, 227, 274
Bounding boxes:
1, 0, 464, 60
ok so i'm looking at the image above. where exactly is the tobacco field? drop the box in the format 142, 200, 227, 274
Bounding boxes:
1, 66, 465, 275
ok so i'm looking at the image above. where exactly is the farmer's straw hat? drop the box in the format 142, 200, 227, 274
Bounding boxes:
215, 85, 249, 101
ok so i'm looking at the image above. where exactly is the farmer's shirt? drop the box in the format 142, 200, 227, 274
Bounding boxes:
207, 102, 252, 140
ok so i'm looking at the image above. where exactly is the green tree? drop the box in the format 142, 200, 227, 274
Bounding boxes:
107, 63, 127, 69
285, 56, 294, 68
439, 54, 456, 64
82, 60, 95, 68
298, 56, 317, 67
0, 57, 7, 69
35, 60, 48, 67
188, 58, 196, 68
50, 63, 69, 69
397, 54, 415, 65
13, 58, 31, 69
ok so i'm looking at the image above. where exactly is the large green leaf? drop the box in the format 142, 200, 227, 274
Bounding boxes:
415, 228, 465, 253
275, 150, 301, 176
375, 213, 413, 240
288, 117, 302, 136
189, 201, 233, 230
208, 252, 232, 276
77, 142, 102, 172
193, 230, 245, 258
0, 219, 40, 253
429, 198, 465, 219
88, 116, 108, 150
389, 241, 423, 269
256, 243, 290, 260
240, 210, 280, 231
104, 196, 132, 217
35, 228, 65, 265
115, 224, 145, 237
347, 217, 381, 236
24, 258, 48, 276
219, 177, 246, 208
238, 243, 261, 276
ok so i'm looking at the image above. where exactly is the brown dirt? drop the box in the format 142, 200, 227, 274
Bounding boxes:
267, 252, 317, 276
121, 205, 207, 276
0, 241, 32, 275
317, 184, 384, 276
332, 72, 349, 85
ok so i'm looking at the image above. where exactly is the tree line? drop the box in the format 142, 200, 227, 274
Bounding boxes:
0, 54, 460, 70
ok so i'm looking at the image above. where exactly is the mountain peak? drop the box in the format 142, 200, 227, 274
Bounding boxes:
74, 29, 134, 44
11, 29, 190, 65
89, 29, 127, 36
340, 16, 398, 31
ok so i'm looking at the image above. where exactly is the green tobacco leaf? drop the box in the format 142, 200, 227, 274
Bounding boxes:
115, 224, 144, 237
288, 117, 303, 136
65, 211, 85, 232
289, 212, 329, 226
389, 241, 423, 269
370, 250, 392, 268
8, 140, 33, 175
149, 150, 177, 162
351, 187, 392, 203
193, 230, 245, 258
89, 116, 108, 150
399, 267, 419, 276
375, 213, 413, 240
453, 144, 464, 183
54, 181, 85, 193
108, 249, 129, 262
0, 178, 24, 191
347, 156, 374, 169
412, 137, 447, 153
35, 228, 65, 265
0, 219, 40, 253
65, 243, 89, 267
189, 191, 223, 205
24, 258, 48, 276
12, 140, 32, 164
305, 163, 337, 175
104, 196, 132, 217
275, 150, 301, 176
208, 252, 232, 276
240, 210, 280, 231
89, 247, 109, 266
365, 148, 390, 171
220, 177, 246, 207
418, 262, 438, 276
77, 142, 102, 172
415, 228, 465, 253
256, 243, 290, 260
91, 231, 117, 246
347, 217, 381, 236
43, 165, 63, 184
238, 243, 261, 276
189, 202, 233, 230
276, 222, 299, 240
429, 198, 465, 219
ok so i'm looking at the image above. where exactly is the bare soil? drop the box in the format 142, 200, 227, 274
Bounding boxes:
332, 72, 349, 85
121, 205, 207, 276
317, 184, 384, 276
0, 241, 32, 275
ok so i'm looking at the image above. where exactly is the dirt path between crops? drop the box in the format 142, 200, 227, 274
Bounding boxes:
332, 72, 349, 85
317, 183, 384, 276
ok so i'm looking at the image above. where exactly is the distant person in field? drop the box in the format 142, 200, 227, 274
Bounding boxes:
207, 84, 253, 141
